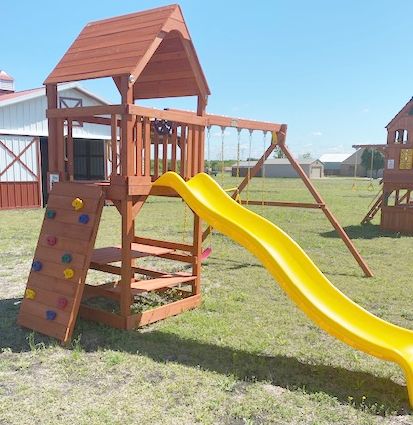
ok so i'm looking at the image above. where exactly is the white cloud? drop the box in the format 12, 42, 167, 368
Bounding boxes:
362, 107, 370, 113
312, 131, 323, 136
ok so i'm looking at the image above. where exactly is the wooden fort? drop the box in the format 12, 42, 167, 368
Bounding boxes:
360, 97, 413, 233
18, 4, 372, 343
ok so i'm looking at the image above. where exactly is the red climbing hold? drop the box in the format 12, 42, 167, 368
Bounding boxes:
46, 235, 57, 246
57, 297, 68, 309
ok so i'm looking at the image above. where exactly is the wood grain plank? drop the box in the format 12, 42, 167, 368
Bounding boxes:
34, 246, 86, 269
43, 208, 95, 228
51, 57, 139, 79
18, 311, 68, 341
24, 286, 74, 312
26, 273, 77, 297
47, 194, 100, 213
38, 234, 89, 255
19, 298, 71, 326
51, 181, 104, 198
42, 219, 93, 241
77, 17, 168, 40
81, 7, 174, 32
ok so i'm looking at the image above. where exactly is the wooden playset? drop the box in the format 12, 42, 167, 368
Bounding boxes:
358, 97, 413, 233
18, 4, 372, 343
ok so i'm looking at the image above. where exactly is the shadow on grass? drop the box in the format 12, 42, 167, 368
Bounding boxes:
320, 224, 401, 240
205, 258, 262, 271
1, 297, 409, 414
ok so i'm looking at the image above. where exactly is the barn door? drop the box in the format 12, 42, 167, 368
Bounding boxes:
0, 135, 42, 209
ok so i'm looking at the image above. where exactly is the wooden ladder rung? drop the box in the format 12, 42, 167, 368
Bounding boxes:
91, 244, 174, 265
131, 275, 196, 292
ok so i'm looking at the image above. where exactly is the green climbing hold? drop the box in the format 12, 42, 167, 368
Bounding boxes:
61, 253, 72, 264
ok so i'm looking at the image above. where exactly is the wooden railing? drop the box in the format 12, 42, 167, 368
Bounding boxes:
47, 105, 206, 182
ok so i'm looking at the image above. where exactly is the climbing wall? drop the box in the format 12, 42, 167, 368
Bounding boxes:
18, 182, 104, 343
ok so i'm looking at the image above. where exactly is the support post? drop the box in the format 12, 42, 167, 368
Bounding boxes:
192, 213, 202, 295
119, 75, 135, 317
46, 84, 58, 190
67, 119, 74, 180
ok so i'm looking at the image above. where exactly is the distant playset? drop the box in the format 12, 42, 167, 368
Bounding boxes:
357, 98, 413, 233
16, 5, 413, 406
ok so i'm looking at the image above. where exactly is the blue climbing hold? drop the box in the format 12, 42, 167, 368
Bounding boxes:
78, 214, 90, 224
46, 310, 57, 321
32, 260, 42, 272
46, 209, 56, 219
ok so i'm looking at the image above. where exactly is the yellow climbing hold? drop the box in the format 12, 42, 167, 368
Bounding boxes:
72, 197, 84, 210
63, 268, 75, 279
25, 288, 36, 300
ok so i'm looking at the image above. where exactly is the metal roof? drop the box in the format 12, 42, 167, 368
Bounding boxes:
236, 158, 321, 167
0, 83, 109, 108
0, 70, 14, 81
319, 153, 351, 163
44, 4, 210, 99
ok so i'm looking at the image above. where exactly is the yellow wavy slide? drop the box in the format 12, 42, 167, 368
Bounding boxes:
153, 172, 413, 405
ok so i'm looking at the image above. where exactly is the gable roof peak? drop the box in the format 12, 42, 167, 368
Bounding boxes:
44, 4, 209, 99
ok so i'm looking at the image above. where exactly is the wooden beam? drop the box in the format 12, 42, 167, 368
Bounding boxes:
129, 294, 201, 329
240, 200, 324, 209
78, 116, 122, 126
134, 236, 194, 253
281, 141, 374, 277
128, 104, 206, 126
47, 104, 126, 118
165, 108, 283, 132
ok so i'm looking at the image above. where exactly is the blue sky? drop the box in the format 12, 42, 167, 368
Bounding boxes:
2, 0, 413, 159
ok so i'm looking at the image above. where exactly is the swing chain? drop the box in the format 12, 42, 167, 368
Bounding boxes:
261, 131, 268, 209
220, 126, 226, 186
206, 125, 212, 175
246, 129, 253, 205
236, 128, 242, 179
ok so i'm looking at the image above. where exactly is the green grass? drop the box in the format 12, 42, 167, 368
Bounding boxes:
1, 176, 413, 424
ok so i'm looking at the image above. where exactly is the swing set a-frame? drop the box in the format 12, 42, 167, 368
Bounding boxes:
200, 118, 373, 277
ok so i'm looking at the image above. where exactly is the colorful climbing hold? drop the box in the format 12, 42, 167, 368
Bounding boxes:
46, 310, 57, 320
78, 214, 89, 224
25, 288, 36, 300
46, 235, 57, 246
31, 260, 42, 272
57, 297, 68, 309
63, 268, 74, 279
46, 209, 56, 219
72, 197, 84, 210
61, 253, 72, 264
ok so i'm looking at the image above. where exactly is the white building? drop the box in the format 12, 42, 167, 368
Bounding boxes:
233, 158, 324, 179
0, 71, 111, 209
319, 150, 368, 177
319, 153, 351, 176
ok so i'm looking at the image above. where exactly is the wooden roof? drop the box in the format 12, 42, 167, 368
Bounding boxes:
44, 4, 210, 99
386, 97, 413, 129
